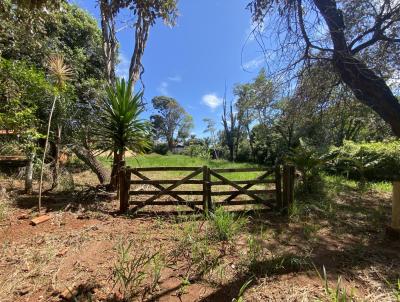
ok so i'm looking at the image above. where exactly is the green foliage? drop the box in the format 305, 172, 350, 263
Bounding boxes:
287, 139, 325, 193
96, 78, 151, 157
316, 266, 354, 302
150, 96, 192, 150
184, 144, 210, 160
325, 140, 400, 181
152, 143, 169, 155
208, 207, 248, 241
0, 58, 54, 155
232, 278, 253, 302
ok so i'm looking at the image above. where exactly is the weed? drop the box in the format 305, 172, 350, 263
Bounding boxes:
246, 234, 263, 264
149, 253, 164, 293
247, 253, 310, 276
0, 201, 7, 221
112, 241, 157, 300
383, 277, 400, 301
315, 265, 354, 302
176, 277, 191, 297
232, 278, 253, 302
188, 235, 222, 277
302, 223, 320, 241
208, 207, 247, 241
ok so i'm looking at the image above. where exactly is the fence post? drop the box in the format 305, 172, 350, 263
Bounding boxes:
282, 165, 295, 215
206, 167, 213, 213
119, 161, 129, 213
275, 165, 282, 210
203, 166, 208, 214
388, 181, 400, 238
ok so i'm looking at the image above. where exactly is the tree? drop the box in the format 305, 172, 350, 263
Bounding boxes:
1, 1, 110, 185
203, 118, 218, 159
0, 57, 55, 193
96, 78, 151, 190
221, 95, 240, 162
247, 0, 400, 137
177, 115, 194, 144
98, 0, 178, 86
150, 96, 192, 151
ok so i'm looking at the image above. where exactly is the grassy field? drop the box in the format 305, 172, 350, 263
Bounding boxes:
99, 153, 268, 181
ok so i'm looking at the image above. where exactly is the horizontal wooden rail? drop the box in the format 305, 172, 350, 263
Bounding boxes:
211, 179, 275, 185
214, 198, 276, 206
210, 189, 276, 196
130, 166, 201, 172
210, 167, 272, 173
130, 179, 204, 184
129, 200, 204, 206
129, 190, 204, 195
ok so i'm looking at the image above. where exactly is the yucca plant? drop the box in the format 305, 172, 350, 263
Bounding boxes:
96, 78, 151, 190
38, 54, 72, 213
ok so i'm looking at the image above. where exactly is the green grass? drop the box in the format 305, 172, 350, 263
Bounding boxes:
323, 173, 392, 193
99, 153, 268, 181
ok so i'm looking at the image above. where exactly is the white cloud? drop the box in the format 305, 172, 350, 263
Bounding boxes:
243, 56, 264, 70
157, 75, 182, 96
167, 75, 182, 82
116, 53, 130, 79
202, 93, 223, 110
157, 81, 169, 95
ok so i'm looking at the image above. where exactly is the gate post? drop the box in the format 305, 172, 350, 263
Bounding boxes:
282, 165, 295, 215
275, 165, 282, 210
203, 166, 208, 214
203, 166, 213, 214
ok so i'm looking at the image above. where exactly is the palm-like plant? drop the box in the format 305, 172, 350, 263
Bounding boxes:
38, 54, 72, 213
96, 78, 151, 190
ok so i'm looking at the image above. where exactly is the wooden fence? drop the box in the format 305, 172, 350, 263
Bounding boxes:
118, 162, 294, 215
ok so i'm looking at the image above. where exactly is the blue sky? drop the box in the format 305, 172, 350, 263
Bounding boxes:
71, 0, 266, 136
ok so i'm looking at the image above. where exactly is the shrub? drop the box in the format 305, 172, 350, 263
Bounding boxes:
183, 144, 210, 160
325, 140, 400, 181
286, 139, 325, 193
153, 143, 169, 155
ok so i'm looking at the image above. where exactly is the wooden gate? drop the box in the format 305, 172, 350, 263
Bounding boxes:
118, 163, 294, 214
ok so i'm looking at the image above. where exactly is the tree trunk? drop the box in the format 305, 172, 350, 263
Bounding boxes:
72, 145, 109, 184
25, 152, 35, 194
167, 137, 174, 152
333, 54, 400, 137
109, 151, 123, 191
314, 0, 400, 137
51, 125, 62, 190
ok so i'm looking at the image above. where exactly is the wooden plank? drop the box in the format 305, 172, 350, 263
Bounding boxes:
30, 215, 51, 225
210, 189, 276, 196
209, 170, 265, 203
129, 190, 204, 195
214, 198, 275, 206
130, 200, 203, 206
211, 179, 275, 185
131, 179, 204, 184
131, 166, 201, 171
130, 170, 203, 213
202, 166, 208, 213
219, 171, 272, 203
131, 167, 203, 212
211, 167, 271, 173
119, 162, 128, 212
